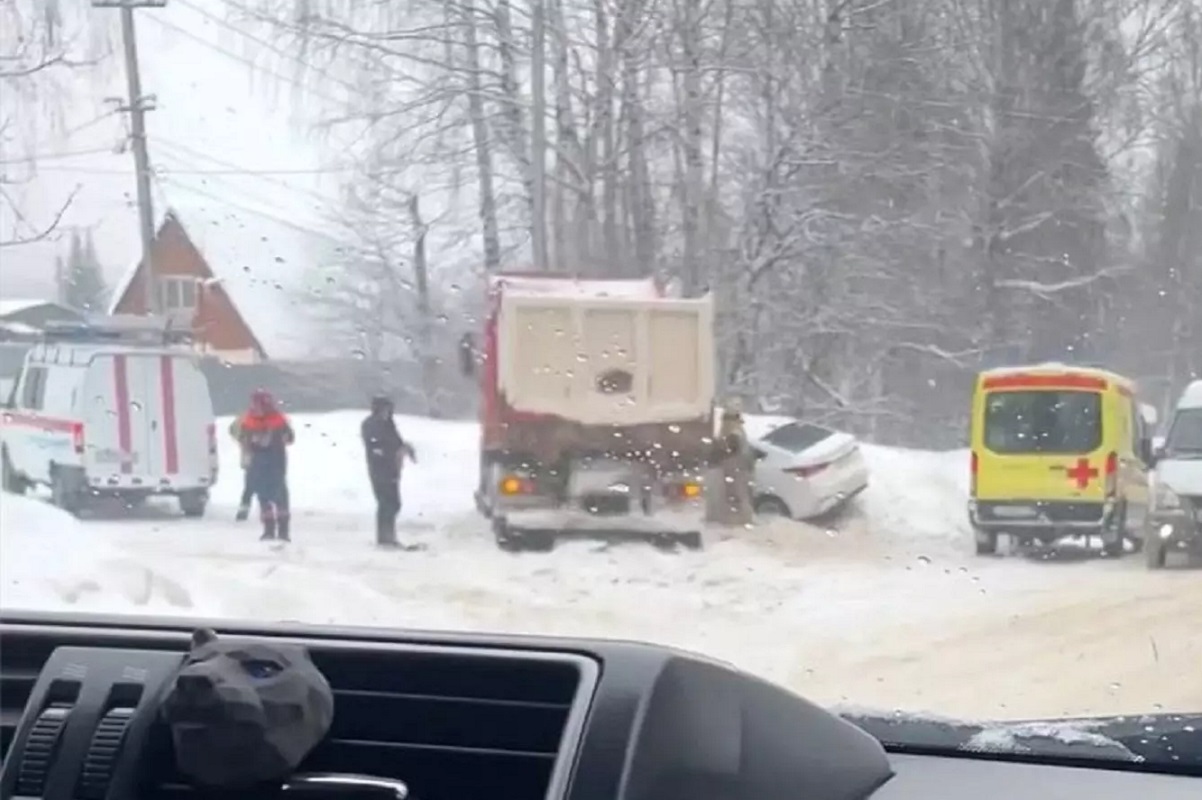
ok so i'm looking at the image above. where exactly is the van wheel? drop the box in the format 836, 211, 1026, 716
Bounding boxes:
973, 528, 998, 555
179, 491, 208, 518
1102, 506, 1126, 557
2, 448, 26, 495
50, 469, 83, 515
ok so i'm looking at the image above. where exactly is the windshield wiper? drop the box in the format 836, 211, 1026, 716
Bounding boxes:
840, 711, 1202, 769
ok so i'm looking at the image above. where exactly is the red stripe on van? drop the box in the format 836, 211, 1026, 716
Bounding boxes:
160, 356, 179, 474
113, 355, 133, 474
982, 373, 1107, 391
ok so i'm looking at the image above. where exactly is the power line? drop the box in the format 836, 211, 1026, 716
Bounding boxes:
0, 146, 124, 165
139, 12, 350, 110
177, 0, 360, 95
152, 172, 351, 246
151, 138, 345, 208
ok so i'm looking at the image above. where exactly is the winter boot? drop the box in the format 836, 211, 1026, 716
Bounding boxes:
260, 518, 277, 541
277, 516, 291, 543
235, 505, 250, 522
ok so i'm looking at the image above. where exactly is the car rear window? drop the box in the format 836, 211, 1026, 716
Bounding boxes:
984, 390, 1102, 454
762, 422, 835, 452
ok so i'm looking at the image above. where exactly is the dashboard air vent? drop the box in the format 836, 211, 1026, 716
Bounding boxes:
77, 707, 137, 799
152, 646, 584, 800
14, 704, 72, 796
0, 631, 57, 765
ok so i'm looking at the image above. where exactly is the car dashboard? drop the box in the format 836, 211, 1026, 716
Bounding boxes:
0, 610, 1197, 800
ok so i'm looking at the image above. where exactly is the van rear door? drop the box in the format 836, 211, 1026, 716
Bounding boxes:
82, 353, 214, 489
975, 387, 1109, 502
83, 353, 161, 483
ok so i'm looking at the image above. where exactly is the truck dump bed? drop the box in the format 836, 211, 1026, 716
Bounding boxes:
494, 279, 715, 427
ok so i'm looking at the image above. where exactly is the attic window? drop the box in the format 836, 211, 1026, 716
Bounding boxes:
596, 368, 633, 395
159, 277, 197, 311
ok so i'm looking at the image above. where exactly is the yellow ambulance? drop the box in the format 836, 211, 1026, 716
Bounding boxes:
968, 363, 1153, 556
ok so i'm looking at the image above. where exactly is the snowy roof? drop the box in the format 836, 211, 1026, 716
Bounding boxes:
107, 205, 339, 360
0, 299, 61, 318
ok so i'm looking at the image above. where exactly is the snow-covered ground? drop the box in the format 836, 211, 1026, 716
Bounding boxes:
2, 411, 1199, 722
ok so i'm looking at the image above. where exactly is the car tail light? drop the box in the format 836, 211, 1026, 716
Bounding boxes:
499, 474, 536, 495
1104, 451, 1118, 496
71, 423, 84, 455
206, 423, 217, 457
970, 451, 979, 496
786, 463, 829, 479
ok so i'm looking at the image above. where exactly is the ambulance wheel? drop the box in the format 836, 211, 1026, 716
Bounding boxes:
50, 469, 83, 515
1102, 506, 1127, 557
179, 491, 208, 518
2, 447, 26, 495
973, 528, 998, 555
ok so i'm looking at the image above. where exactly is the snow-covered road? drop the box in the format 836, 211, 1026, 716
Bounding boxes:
2, 411, 1199, 722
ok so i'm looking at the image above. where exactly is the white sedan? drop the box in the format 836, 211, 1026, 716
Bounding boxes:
748, 419, 870, 520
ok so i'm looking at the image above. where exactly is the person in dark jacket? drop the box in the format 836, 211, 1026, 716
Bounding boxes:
238, 389, 295, 542
361, 396, 417, 547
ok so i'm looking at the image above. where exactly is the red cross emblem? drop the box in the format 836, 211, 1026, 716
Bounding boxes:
1065, 458, 1098, 489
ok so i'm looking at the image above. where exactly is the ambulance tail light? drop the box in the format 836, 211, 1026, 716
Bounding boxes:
1104, 451, 1118, 496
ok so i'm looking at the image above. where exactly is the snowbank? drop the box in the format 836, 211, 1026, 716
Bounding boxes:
0, 493, 199, 613
744, 414, 971, 551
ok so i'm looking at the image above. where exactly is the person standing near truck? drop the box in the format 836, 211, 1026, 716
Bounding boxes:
238, 389, 295, 542
361, 395, 417, 548
709, 401, 754, 527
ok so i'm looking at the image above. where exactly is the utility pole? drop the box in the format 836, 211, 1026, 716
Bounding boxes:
92, 0, 166, 315
530, 0, 548, 272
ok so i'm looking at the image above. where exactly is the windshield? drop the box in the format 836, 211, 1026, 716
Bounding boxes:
984, 391, 1103, 454
1164, 408, 1202, 456
2, 0, 1200, 770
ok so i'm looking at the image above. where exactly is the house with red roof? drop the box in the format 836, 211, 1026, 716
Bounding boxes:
107, 207, 329, 363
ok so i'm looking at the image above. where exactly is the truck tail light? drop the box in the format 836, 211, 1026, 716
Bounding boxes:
499, 474, 536, 495
970, 451, 979, 496
665, 480, 702, 502
71, 423, 85, 455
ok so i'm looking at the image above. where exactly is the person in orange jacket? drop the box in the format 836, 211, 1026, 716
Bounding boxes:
237, 389, 295, 542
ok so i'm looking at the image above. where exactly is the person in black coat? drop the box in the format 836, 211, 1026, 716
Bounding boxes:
361, 396, 417, 547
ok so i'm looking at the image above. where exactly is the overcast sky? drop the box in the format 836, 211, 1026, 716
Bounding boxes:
1, 0, 354, 300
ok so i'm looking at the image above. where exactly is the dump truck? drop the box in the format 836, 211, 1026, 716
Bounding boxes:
461, 273, 716, 552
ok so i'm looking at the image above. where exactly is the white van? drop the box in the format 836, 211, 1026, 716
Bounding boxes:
1, 318, 219, 516
1145, 380, 1202, 568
